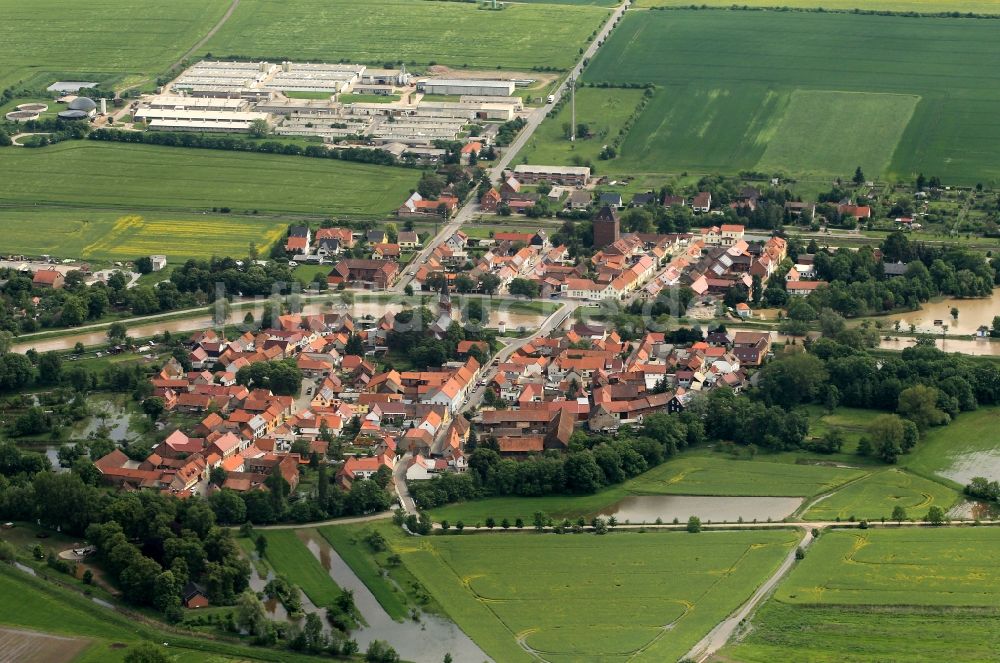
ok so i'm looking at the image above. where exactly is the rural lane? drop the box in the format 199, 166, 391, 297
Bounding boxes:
172, 0, 243, 72
392, 0, 629, 294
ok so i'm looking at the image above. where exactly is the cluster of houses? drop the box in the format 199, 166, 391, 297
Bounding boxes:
474, 322, 773, 452
284, 225, 421, 265
94, 309, 486, 494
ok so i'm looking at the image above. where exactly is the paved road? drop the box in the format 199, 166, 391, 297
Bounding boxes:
393, 451, 418, 515
391, 1, 629, 294
461, 300, 579, 412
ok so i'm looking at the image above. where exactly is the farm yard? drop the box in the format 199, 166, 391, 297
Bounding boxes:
0, 142, 418, 217
0, 0, 230, 90
199, 0, 611, 71
580, 9, 1000, 184
396, 530, 799, 662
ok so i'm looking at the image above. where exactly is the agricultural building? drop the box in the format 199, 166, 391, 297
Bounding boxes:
58, 97, 97, 120
418, 79, 515, 97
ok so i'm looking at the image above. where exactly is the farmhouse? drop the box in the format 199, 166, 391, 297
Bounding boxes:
32, 269, 65, 289
327, 259, 399, 289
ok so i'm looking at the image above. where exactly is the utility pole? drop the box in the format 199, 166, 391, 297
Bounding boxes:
570, 76, 576, 142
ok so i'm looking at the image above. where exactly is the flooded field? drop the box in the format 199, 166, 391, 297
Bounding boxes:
596, 495, 803, 523
877, 289, 999, 337
295, 530, 490, 663
878, 336, 1000, 356
935, 449, 1000, 485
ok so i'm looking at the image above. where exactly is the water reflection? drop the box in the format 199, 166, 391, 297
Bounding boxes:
597, 495, 803, 523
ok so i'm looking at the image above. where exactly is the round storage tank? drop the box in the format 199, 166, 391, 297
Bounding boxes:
58, 109, 90, 120
68, 97, 97, 112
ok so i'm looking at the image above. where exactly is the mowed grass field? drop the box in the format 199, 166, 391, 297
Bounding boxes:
0, 0, 230, 89
0, 142, 418, 216
396, 530, 799, 662
720, 527, 1000, 661
200, 0, 610, 70
582, 9, 1000, 184
516, 87, 647, 165
638, 0, 1000, 10
719, 602, 1000, 663
776, 527, 1000, 606
804, 469, 959, 521
0, 210, 285, 261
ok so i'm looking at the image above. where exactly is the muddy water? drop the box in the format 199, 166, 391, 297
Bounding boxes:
13, 299, 545, 353
947, 500, 1000, 520
295, 529, 491, 663
596, 495, 803, 523
878, 336, 1000, 357
878, 289, 1000, 337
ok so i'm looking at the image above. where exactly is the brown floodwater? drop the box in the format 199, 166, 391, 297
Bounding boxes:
596, 495, 803, 523
295, 529, 492, 663
878, 289, 1000, 336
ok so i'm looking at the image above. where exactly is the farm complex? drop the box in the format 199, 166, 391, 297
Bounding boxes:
2, 1, 1000, 663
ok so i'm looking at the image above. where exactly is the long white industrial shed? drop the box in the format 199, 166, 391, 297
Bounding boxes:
135, 108, 268, 123
417, 79, 515, 96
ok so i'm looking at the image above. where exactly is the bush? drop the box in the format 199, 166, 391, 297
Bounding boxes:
795, 547, 806, 560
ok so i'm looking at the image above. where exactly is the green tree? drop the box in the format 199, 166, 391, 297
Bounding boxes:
687, 516, 702, 533
249, 118, 269, 138
142, 397, 165, 422
757, 352, 828, 409
853, 166, 865, 185
891, 505, 907, 523
36, 351, 62, 385
897, 384, 949, 432
925, 505, 945, 526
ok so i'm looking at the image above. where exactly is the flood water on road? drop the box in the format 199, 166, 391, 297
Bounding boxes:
596, 495, 803, 523
295, 529, 491, 663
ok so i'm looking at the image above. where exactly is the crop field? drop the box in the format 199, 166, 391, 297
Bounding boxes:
903, 406, 1000, 486
0, 142, 417, 217
516, 87, 647, 166
0, 209, 286, 262
200, 0, 610, 71
804, 469, 958, 521
776, 527, 1000, 605
582, 9, 1000, 184
637, 0, 1000, 11
0, 0, 230, 90
262, 530, 343, 608
395, 530, 799, 662
719, 602, 1000, 663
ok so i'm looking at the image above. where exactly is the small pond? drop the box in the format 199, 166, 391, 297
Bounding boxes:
596, 495, 803, 523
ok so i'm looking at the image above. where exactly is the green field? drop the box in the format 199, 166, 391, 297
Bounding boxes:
396, 530, 799, 662
581, 9, 1000, 184
903, 406, 1000, 487
721, 526, 1000, 661
756, 90, 919, 176
638, 0, 1000, 11
776, 527, 1000, 605
803, 469, 959, 521
0, 210, 285, 262
0, 0, 230, 89
200, 0, 610, 70
0, 565, 321, 663
720, 602, 1000, 663
261, 530, 343, 608
0, 142, 418, 217
516, 87, 647, 165
429, 451, 864, 524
